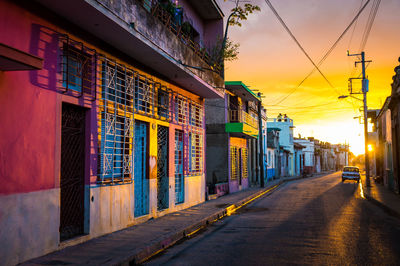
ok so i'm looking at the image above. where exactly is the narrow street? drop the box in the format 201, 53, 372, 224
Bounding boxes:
146, 172, 400, 265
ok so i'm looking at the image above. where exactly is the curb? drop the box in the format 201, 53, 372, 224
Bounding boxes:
130, 176, 304, 265
362, 190, 400, 220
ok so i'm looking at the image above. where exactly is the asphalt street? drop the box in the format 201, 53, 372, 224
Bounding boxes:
145, 172, 400, 265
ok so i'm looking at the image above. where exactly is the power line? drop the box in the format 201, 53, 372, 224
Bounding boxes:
265, 101, 337, 109
268, 0, 372, 106
359, 0, 381, 52
264, 0, 334, 89
348, 0, 364, 50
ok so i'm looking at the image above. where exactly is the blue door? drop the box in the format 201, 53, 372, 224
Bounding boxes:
134, 120, 149, 217
175, 130, 184, 204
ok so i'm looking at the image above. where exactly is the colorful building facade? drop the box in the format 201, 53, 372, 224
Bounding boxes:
0, 0, 224, 264
376, 97, 394, 189
205, 81, 260, 196
267, 115, 295, 176
267, 128, 280, 179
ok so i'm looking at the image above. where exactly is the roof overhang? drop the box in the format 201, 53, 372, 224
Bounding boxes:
186, 0, 224, 20
377, 96, 391, 119
225, 81, 260, 102
0, 43, 43, 71
34, 0, 223, 98
267, 127, 281, 132
294, 143, 305, 149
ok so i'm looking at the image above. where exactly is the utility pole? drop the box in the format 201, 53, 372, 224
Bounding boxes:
257, 94, 265, 187
348, 51, 372, 187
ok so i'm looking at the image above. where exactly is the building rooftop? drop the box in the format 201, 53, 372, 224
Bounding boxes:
225, 81, 260, 102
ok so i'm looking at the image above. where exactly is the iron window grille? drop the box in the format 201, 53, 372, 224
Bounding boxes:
59, 35, 97, 100
241, 148, 248, 179
156, 83, 171, 120
135, 73, 155, 116
190, 102, 203, 128
174, 94, 188, 125
94, 53, 205, 183
190, 133, 203, 175
231, 146, 239, 180
98, 56, 134, 184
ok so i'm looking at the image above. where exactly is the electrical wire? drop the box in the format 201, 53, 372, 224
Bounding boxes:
264, 0, 335, 90
265, 101, 337, 109
269, 0, 372, 106
359, 0, 381, 52
348, 0, 364, 77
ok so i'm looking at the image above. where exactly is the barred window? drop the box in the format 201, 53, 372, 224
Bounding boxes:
60, 38, 96, 98
190, 103, 203, 128
174, 95, 188, 125
230, 146, 239, 180
190, 133, 202, 173
157, 84, 170, 120
135, 74, 155, 116
241, 148, 248, 179
98, 58, 134, 184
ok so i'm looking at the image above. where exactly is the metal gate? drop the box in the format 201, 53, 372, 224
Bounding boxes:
134, 120, 149, 217
60, 103, 85, 241
175, 130, 184, 204
157, 126, 169, 210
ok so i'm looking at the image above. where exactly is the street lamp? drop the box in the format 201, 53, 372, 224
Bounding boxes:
338, 95, 362, 101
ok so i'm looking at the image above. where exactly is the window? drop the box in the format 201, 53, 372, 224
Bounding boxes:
231, 146, 239, 180
98, 57, 134, 184
174, 95, 188, 125
241, 148, 248, 179
157, 84, 169, 119
60, 41, 96, 98
190, 133, 202, 174
268, 151, 271, 165
100, 114, 133, 183
135, 74, 155, 115
190, 102, 203, 128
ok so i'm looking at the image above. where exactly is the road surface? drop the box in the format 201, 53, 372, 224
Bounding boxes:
145, 172, 400, 265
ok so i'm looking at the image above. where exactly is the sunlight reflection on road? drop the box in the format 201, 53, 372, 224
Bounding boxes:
359, 181, 365, 199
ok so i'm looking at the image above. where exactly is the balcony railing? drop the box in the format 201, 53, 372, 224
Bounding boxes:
229, 109, 258, 130
140, 0, 222, 75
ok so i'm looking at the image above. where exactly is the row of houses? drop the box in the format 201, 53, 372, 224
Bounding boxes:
0, 0, 347, 264
367, 58, 400, 195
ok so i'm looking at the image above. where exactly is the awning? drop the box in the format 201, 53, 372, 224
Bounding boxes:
0, 43, 43, 71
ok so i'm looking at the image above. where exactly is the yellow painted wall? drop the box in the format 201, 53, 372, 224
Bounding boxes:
230, 137, 247, 148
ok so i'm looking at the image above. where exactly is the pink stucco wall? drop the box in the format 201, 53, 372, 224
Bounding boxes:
0, 1, 59, 194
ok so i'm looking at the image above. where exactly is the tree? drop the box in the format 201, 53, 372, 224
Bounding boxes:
218, 0, 260, 65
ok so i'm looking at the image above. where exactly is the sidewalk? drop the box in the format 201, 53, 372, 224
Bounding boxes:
24, 176, 303, 266
361, 174, 400, 219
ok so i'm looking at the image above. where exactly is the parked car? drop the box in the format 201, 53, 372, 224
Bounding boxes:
341, 166, 360, 183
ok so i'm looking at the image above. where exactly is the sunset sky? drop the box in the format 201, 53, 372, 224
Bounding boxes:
217, 0, 400, 155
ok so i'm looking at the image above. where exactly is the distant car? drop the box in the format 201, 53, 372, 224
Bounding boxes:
342, 166, 360, 183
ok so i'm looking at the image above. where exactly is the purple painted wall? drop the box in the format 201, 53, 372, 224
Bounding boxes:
178, 0, 223, 48
179, 0, 204, 43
